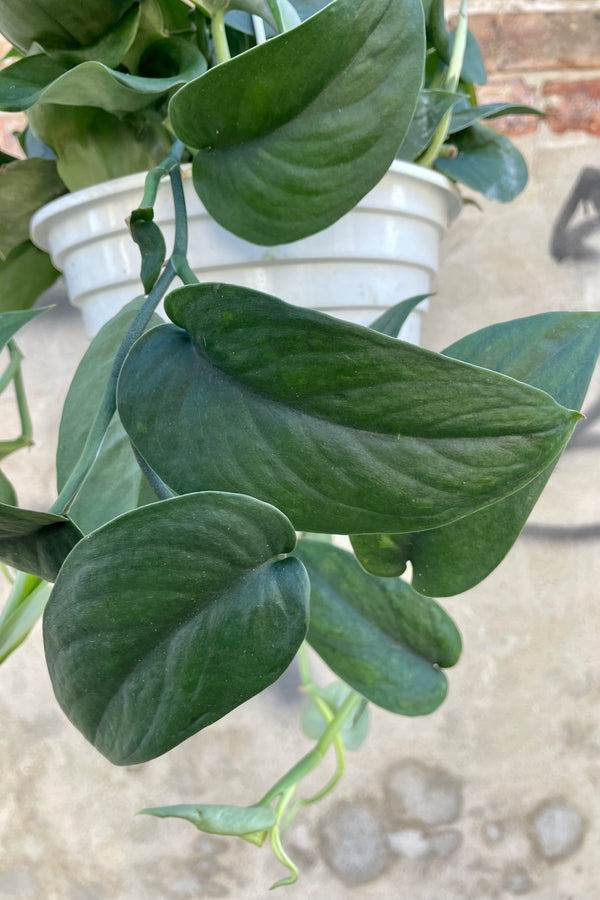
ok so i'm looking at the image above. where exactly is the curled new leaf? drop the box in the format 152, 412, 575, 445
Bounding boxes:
139, 802, 276, 846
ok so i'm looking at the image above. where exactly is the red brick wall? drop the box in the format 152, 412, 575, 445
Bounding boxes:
451, 8, 600, 138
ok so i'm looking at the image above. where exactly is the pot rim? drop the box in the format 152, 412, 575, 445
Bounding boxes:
30, 159, 460, 245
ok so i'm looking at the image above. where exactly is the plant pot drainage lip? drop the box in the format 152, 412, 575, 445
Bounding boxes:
30, 160, 461, 251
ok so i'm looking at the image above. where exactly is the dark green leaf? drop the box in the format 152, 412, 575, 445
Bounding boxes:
0, 158, 65, 258
0, 469, 16, 506
0, 39, 206, 113
57, 298, 162, 533
409, 312, 600, 596
0, 307, 49, 350
0, 503, 82, 581
43, 492, 309, 765
0, 0, 136, 53
435, 124, 528, 202
139, 802, 275, 846
449, 101, 543, 135
296, 540, 461, 716
169, 0, 425, 244
352, 312, 600, 592
130, 220, 166, 293
0, 242, 59, 312
117, 284, 580, 535
301, 681, 370, 750
369, 294, 431, 338
28, 104, 174, 191
396, 90, 462, 162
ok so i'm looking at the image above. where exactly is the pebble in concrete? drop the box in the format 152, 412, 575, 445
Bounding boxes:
531, 797, 585, 861
319, 801, 389, 885
385, 760, 463, 826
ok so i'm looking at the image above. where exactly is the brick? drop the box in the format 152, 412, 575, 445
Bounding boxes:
476, 77, 541, 136
543, 78, 600, 135
453, 12, 600, 72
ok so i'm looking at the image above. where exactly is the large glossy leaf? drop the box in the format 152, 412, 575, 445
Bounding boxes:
117, 284, 580, 535
0, 503, 82, 581
352, 313, 600, 594
435, 124, 528, 202
169, 0, 425, 244
396, 90, 462, 162
40, 3, 141, 68
57, 299, 162, 533
28, 104, 173, 190
0, 307, 49, 349
0, 242, 59, 312
0, 158, 65, 258
43, 492, 309, 765
0, 39, 206, 113
296, 540, 461, 716
0, 0, 137, 53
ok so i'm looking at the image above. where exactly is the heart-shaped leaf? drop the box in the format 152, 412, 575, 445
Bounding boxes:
352, 312, 600, 593
0, 39, 206, 113
57, 298, 163, 533
0, 503, 82, 581
435, 124, 528, 202
0, 158, 66, 258
0, 242, 59, 312
43, 492, 309, 765
117, 284, 580, 535
139, 802, 276, 846
169, 0, 425, 244
296, 540, 461, 716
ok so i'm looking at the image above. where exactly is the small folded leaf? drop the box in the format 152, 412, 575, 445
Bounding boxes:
117, 284, 580, 535
139, 802, 276, 846
169, 0, 425, 244
0, 39, 206, 114
369, 294, 431, 338
43, 492, 309, 765
57, 298, 163, 533
301, 681, 370, 750
0, 242, 58, 313
426, 0, 486, 85
0, 503, 82, 581
0, 158, 66, 258
296, 540, 461, 716
0, 307, 50, 350
435, 124, 528, 202
130, 219, 166, 293
349, 532, 412, 578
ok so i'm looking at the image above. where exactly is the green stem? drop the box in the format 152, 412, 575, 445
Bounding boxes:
417, 0, 468, 168
260, 691, 362, 806
211, 7, 231, 63
138, 140, 186, 212
12, 346, 32, 445
0, 341, 22, 395
269, 788, 300, 889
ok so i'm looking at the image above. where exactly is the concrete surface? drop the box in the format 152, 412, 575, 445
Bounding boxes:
1, 130, 600, 898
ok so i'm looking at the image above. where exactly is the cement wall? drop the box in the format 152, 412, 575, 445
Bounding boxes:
1, 5, 600, 899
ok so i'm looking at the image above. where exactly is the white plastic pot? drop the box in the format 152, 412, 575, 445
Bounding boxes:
31, 161, 461, 340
